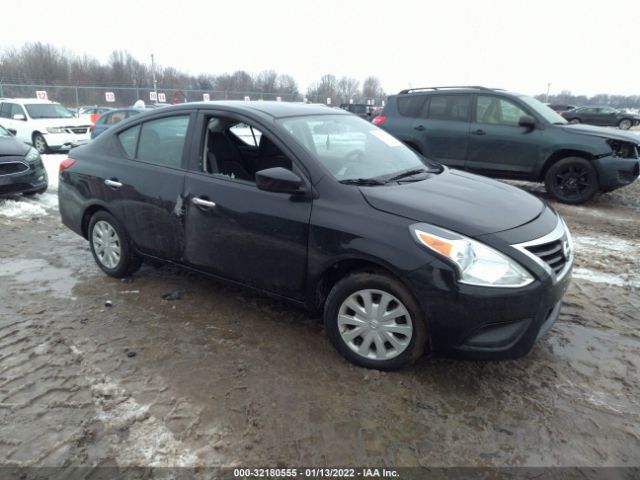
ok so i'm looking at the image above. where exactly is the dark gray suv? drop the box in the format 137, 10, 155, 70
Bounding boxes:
374, 86, 640, 203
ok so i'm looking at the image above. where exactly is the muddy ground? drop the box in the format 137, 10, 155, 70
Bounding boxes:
0, 155, 638, 474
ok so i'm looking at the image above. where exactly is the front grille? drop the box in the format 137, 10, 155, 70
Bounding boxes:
68, 127, 89, 134
525, 240, 568, 275
0, 161, 29, 176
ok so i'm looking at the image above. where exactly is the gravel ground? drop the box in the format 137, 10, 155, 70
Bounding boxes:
0, 155, 638, 476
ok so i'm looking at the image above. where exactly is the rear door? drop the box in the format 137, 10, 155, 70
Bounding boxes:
412, 94, 471, 168
466, 94, 542, 177
108, 112, 194, 261
182, 110, 312, 299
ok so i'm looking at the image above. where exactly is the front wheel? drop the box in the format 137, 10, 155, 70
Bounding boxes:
618, 119, 632, 130
89, 211, 142, 277
544, 157, 599, 204
33, 133, 49, 154
324, 272, 427, 370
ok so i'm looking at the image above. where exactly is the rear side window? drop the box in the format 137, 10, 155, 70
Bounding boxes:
397, 95, 426, 117
118, 115, 189, 168
0, 103, 11, 118
118, 125, 140, 157
427, 95, 470, 122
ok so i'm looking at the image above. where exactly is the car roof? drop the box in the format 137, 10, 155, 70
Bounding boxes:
394, 86, 523, 97
171, 101, 347, 118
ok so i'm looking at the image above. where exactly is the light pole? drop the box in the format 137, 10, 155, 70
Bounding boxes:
545, 83, 551, 103
151, 53, 158, 102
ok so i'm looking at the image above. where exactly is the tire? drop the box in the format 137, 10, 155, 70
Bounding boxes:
544, 156, 599, 204
88, 211, 142, 278
33, 133, 49, 154
618, 118, 632, 130
569, 118, 581, 124
323, 271, 427, 370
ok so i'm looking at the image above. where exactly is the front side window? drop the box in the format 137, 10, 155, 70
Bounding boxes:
476, 96, 528, 126
202, 116, 291, 183
278, 114, 438, 182
117, 115, 189, 168
24, 103, 73, 119
427, 95, 470, 122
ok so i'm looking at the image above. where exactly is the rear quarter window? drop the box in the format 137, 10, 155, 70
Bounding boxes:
118, 125, 140, 157
396, 95, 427, 117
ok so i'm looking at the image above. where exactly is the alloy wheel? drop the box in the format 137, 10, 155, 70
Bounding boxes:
337, 289, 413, 361
92, 220, 122, 269
555, 165, 591, 200
619, 119, 632, 130
34, 135, 47, 154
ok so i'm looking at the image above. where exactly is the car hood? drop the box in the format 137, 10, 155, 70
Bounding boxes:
559, 124, 640, 143
29, 117, 91, 128
0, 135, 30, 157
360, 169, 546, 237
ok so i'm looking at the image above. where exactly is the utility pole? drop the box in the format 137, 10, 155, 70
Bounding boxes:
545, 83, 551, 103
151, 53, 158, 102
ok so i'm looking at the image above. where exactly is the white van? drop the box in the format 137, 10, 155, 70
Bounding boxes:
0, 98, 92, 153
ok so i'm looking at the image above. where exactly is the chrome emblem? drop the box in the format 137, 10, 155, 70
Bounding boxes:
562, 239, 571, 259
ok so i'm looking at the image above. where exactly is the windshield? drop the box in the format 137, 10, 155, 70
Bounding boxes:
0, 125, 10, 136
25, 103, 74, 119
518, 95, 567, 124
278, 114, 438, 182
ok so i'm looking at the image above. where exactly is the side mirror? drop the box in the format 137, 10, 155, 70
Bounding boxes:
8, 128, 17, 135
518, 115, 537, 129
256, 167, 304, 194
13, 114, 26, 121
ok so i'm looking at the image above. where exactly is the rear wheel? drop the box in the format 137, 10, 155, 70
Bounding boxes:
88, 211, 142, 277
569, 118, 581, 124
544, 156, 599, 204
324, 271, 427, 370
33, 133, 49, 154
618, 118, 632, 130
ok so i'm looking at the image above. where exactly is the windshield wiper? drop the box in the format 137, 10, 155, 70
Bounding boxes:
385, 168, 431, 183
339, 178, 386, 186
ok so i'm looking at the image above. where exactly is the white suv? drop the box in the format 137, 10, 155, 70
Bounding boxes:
0, 99, 92, 153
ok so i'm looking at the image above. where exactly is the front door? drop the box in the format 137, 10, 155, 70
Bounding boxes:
182, 112, 312, 300
466, 95, 542, 177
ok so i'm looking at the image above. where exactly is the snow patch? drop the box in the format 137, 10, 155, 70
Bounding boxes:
0, 199, 47, 219
69, 344, 200, 468
573, 235, 635, 254
573, 267, 640, 288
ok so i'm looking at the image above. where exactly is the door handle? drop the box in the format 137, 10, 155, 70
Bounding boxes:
414, 125, 426, 131
471, 129, 486, 136
104, 179, 123, 188
191, 197, 216, 208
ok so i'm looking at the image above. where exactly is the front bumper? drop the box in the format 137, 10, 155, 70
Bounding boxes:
593, 155, 640, 191
404, 264, 571, 360
42, 131, 91, 151
0, 158, 48, 195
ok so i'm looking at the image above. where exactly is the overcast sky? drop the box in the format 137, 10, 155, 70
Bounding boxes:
3, 0, 639, 96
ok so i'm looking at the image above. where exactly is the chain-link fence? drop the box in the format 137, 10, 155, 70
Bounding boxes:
0, 82, 302, 108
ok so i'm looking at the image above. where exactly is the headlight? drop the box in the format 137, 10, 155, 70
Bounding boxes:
410, 224, 534, 288
47, 127, 66, 133
24, 147, 41, 163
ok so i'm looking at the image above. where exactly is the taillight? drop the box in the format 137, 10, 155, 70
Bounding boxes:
372, 115, 387, 125
59, 158, 76, 174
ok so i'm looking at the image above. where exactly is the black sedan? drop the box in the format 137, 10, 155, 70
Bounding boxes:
0, 124, 48, 196
58, 102, 573, 370
562, 106, 640, 130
